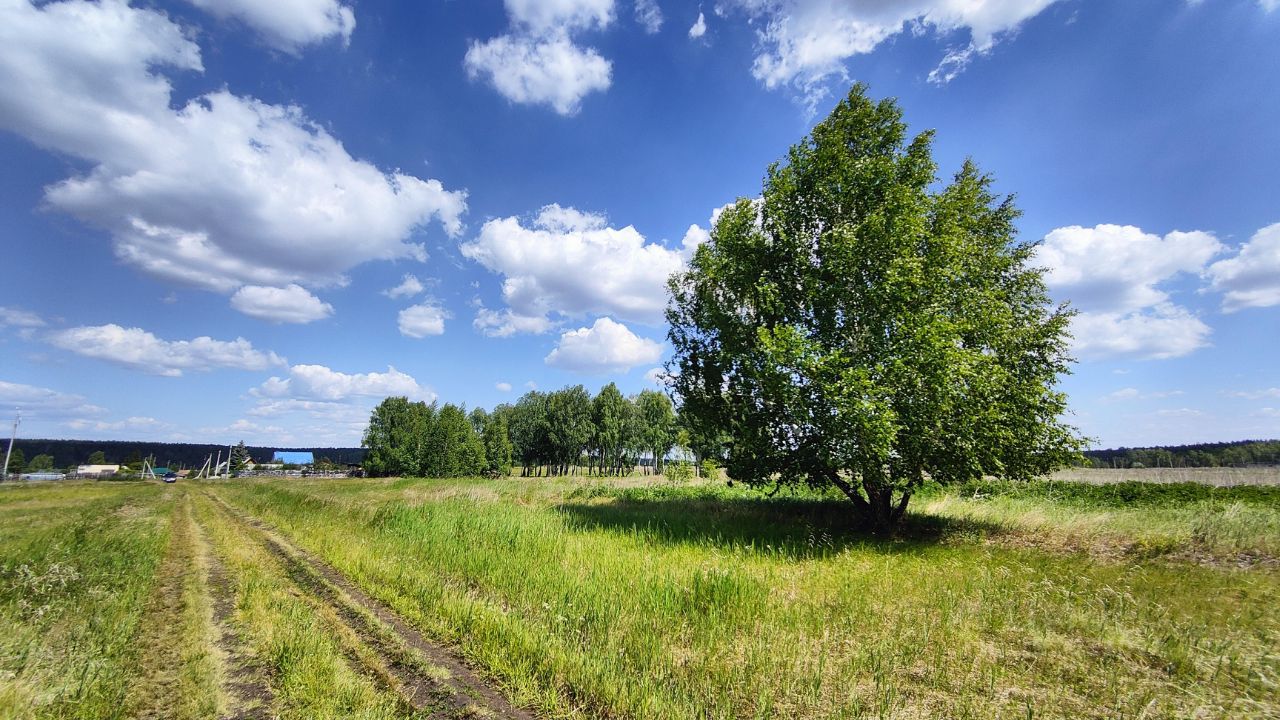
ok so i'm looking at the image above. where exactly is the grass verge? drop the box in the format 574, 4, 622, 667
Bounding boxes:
211, 476, 1280, 719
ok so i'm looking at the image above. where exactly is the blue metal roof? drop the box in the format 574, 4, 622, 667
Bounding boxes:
272, 451, 314, 464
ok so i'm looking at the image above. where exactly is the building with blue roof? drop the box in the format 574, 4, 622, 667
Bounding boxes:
272, 451, 315, 465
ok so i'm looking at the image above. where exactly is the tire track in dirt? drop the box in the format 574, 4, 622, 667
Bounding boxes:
191, 501, 277, 720
202, 490, 533, 720
128, 495, 198, 719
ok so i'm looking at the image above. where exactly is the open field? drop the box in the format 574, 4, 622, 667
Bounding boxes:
1, 476, 1277, 719
1050, 467, 1280, 487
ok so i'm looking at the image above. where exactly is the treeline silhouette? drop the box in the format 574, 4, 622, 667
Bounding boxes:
10, 437, 1277, 475
1082, 440, 1280, 468
8, 439, 365, 470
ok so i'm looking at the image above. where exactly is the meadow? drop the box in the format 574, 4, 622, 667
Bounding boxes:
0, 472, 1276, 719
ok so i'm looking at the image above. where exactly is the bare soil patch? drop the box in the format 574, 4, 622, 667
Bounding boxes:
197, 510, 276, 719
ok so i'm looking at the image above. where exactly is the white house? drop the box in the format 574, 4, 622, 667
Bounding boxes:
76, 464, 121, 477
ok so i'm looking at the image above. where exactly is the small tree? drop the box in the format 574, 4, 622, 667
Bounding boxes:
27, 454, 55, 472
6, 448, 26, 475
87, 450, 107, 464
665, 460, 693, 484
229, 441, 250, 477
667, 84, 1083, 531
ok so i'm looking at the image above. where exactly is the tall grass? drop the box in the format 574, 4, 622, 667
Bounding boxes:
216, 477, 1280, 719
192, 492, 409, 719
0, 483, 171, 719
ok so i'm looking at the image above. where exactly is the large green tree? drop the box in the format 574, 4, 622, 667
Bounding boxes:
667, 84, 1083, 531
547, 385, 593, 475
635, 389, 676, 474
426, 404, 486, 477
592, 383, 635, 476
481, 410, 514, 477
363, 396, 429, 477
510, 391, 550, 475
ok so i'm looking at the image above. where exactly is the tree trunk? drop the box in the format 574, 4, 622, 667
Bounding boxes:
828, 472, 911, 533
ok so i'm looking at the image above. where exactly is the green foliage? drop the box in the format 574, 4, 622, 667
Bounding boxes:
664, 460, 693, 484
362, 396, 427, 477
27, 454, 54, 472
481, 411, 514, 477
636, 389, 676, 474
699, 458, 718, 480
424, 404, 486, 478
362, 397, 486, 478
510, 391, 551, 475
87, 450, 106, 465
229, 441, 250, 478
593, 383, 634, 476
667, 84, 1083, 530
1084, 440, 1280, 468
215, 477, 1280, 719
0, 485, 170, 719
546, 386, 593, 475
5, 448, 25, 475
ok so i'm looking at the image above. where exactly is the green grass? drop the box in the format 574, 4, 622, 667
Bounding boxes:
3, 477, 1276, 718
191, 492, 411, 720
0, 482, 173, 719
211, 476, 1280, 719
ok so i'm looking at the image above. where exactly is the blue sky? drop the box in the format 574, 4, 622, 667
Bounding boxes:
1, 0, 1277, 449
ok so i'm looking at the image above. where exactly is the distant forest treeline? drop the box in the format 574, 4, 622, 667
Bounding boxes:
7, 439, 365, 470
1082, 440, 1280, 468
6, 438, 1278, 474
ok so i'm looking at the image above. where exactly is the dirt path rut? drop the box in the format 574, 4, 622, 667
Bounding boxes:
202, 491, 533, 720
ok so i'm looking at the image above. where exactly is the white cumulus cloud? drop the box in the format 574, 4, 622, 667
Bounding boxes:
1038, 224, 1223, 360
689, 11, 707, 38
47, 324, 285, 376
462, 203, 706, 330
383, 274, 425, 299
635, 0, 663, 32
505, 0, 615, 32
1205, 222, 1280, 312
0, 0, 466, 297
184, 0, 355, 53
0, 380, 107, 418
496, 381, 513, 392
67, 415, 166, 434
715, 0, 1061, 104
544, 317, 663, 374
0, 307, 44, 329
253, 364, 435, 402
230, 285, 334, 324
464, 0, 614, 115
1067, 305, 1212, 362
473, 306, 556, 338
465, 34, 611, 116
1225, 388, 1280, 400
398, 302, 450, 338
1102, 387, 1183, 402
643, 366, 671, 387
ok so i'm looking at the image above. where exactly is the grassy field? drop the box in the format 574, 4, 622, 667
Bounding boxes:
1, 475, 1277, 719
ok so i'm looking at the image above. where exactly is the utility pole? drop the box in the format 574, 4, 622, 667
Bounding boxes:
2, 410, 18, 482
